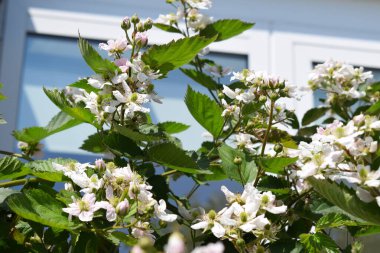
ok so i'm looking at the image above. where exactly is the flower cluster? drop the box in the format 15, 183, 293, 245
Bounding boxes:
291, 114, 380, 206
189, 184, 286, 248
221, 70, 297, 120
308, 60, 373, 102
64, 16, 161, 125
53, 160, 177, 242
156, 0, 213, 32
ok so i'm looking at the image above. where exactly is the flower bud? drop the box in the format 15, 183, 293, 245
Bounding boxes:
259, 95, 267, 103
131, 15, 140, 24
136, 22, 145, 32
274, 143, 283, 153
218, 92, 224, 99
236, 238, 245, 249
135, 32, 148, 47
144, 18, 153, 30
116, 200, 129, 216
121, 16, 131, 30
234, 156, 242, 165
256, 245, 265, 253
95, 159, 106, 170
270, 93, 279, 101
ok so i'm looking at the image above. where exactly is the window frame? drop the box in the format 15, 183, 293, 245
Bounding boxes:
0, 0, 269, 151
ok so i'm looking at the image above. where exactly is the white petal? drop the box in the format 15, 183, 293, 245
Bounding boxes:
191, 221, 208, 230
211, 222, 225, 238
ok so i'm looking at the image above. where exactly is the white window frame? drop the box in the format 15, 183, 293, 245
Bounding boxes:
273, 32, 380, 119
0, 0, 269, 151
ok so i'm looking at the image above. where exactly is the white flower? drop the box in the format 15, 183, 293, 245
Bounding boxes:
131, 221, 156, 242
164, 232, 186, 253
99, 38, 131, 56
154, 200, 177, 222
88, 75, 111, 89
62, 193, 102, 222
187, 0, 212, 9
191, 242, 224, 253
260, 191, 287, 214
236, 133, 256, 151
187, 9, 212, 31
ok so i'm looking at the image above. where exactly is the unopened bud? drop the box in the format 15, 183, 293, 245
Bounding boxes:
218, 92, 224, 99
121, 16, 131, 30
256, 245, 265, 253
234, 156, 242, 165
259, 95, 267, 103
131, 14, 140, 24
116, 200, 129, 216
270, 93, 279, 101
136, 22, 145, 32
95, 159, 106, 170
236, 238, 245, 249
274, 143, 283, 153
144, 18, 153, 30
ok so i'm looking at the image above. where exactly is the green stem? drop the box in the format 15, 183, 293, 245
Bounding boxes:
161, 169, 178, 176
254, 101, 275, 187
0, 150, 33, 161
0, 178, 46, 188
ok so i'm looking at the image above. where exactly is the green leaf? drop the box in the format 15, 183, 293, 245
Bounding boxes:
103, 133, 143, 157
298, 125, 318, 136
0, 188, 19, 207
180, 68, 219, 90
309, 177, 380, 225
73, 232, 98, 253
257, 175, 290, 195
316, 213, 358, 231
26, 158, 75, 182
158, 121, 190, 134
354, 226, 380, 237
147, 175, 170, 201
148, 142, 208, 174
185, 86, 224, 138
0, 157, 30, 180
218, 144, 257, 184
80, 133, 107, 153
6, 189, 81, 230
200, 19, 254, 41
68, 79, 99, 93
200, 165, 228, 182
111, 231, 138, 247
366, 100, 380, 115
44, 88, 99, 128
78, 35, 118, 76
142, 35, 216, 75
114, 124, 162, 142
301, 107, 329, 126
257, 157, 297, 175
299, 232, 340, 253
153, 23, 182, 34
14, 111, 81, 143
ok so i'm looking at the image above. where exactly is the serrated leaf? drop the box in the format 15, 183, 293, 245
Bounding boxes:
6, 189, 81, 230
180, 68, 219, 89
68, 79, 99, 93
200, 19, 254, 41
301, 107, 329, 126
148, 142, 208, 174
142, 35, 216, 75
218, 144, 257, 184
80, 133, 107, 153
78, 35, 118, 76
316, 213, 358, 231
185, 86, 224, 138
257, 175, 289, 195
299, 232, 340, 253
153, 23, 182, 34
298, 125, 318, 136
257, 157, 297, 175
103, 133, 143, 157
309, 177, 380, 225
14, 111, 81, 144
354, 226, 380, 237
44, 88, 99, 128
158, 121, 190, 134
199, 165, 227, 182
0, 157, 30, 180
26, 158, 75, 182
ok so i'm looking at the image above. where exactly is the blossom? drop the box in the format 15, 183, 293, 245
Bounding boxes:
154, 200, 178, 222
191, 242, 224, 253
187, 0, 212, 9
164, 232, 186, 253
62, 193, 102, 222
99, 38, 131, 56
